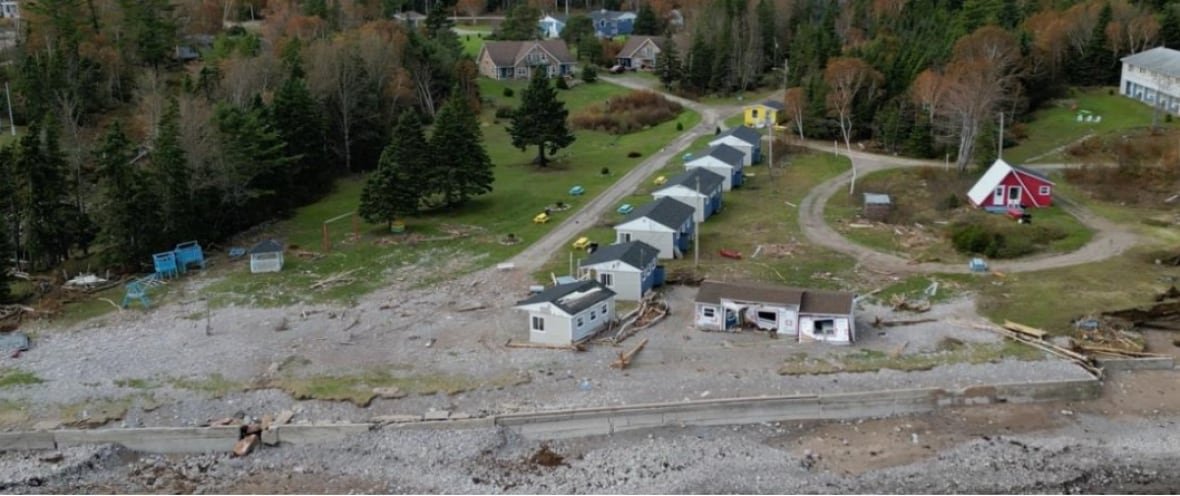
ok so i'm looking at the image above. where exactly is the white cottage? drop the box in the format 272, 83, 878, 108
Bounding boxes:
249, 239, 284, 274
577, 241, 660, 301
685, 143, 745, 190
1120, 46, 1180, 115
614, 197, 696, 260
693, 280, 857, 344
652, 168, 725, 223
514, 280, 617, 345
708, 126, 763, 166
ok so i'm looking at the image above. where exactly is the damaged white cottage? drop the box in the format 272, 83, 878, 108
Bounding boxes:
514, 280, 617, 345
693, 280, 858, 344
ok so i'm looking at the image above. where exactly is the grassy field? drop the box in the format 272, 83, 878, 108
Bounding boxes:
0, 126, 23, 147
1006, 87, 1174, 163
778, 340, 1043, 375
459, 32, 486, 57
535, 149, 857, 289
200, 78, 700, 307
825, 168, 1093, 263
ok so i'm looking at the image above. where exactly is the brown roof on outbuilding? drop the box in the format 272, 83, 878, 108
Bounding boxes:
800, 290, 855, 315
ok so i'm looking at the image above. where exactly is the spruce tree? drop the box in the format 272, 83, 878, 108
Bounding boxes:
508, 69, 575, 167
96, 121, 161, 267
430, 91, 494, 208
1085, 3, 1116, 86
581, 64, 598, 83
18, 122, 73, 269
685, 32, 713, 92
655, 36, 681, 90
273, 60, 330, 202
155, 98, 198, 244
756, 0, 778, 72
359, 112, 429, 229
497, 4, 542, 40
0, 215, 10, 303
0, 145, 13, 303
633, 4, 661, 36
1161, 7, 1180, 50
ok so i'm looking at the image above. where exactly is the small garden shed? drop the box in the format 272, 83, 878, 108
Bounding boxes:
250, 239, 285, 274
863, 193, 891, 221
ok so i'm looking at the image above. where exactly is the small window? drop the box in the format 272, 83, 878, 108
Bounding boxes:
531, 316, 545, 331
703, 307, 715, 318
621, 233, 632, 242
576, 317, 584, 327
751, 109, 759, 118
600, 304, 607, 314
599, 273, 613, 286
1039, 185, 1050, 196
757, 311, 776, 322
590, 311, 597, 321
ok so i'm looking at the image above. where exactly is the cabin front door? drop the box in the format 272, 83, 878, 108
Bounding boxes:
1008, 186, 1022, 207
993, 186, 1004, 206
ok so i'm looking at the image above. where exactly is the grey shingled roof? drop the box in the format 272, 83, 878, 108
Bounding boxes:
619, 36, 658, 58
250, 239, 283, 254
1121, 47, 1180, 78
618, 197, 695, 231
581, 241, 659, 270
656, 168, 725, 195
482, 40, 575, 67
702, 143, 745, 167
1011, 164, 1054, 184
759, 99, 786, 111
713, 126, 762, 146
516, 280, 615, 315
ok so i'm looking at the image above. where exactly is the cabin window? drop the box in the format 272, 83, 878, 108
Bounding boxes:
531, 316, 545, 332
1039, 186, 1050, 195
757, 311, 777, 323
600, 304, 608, 314
751, 109, 759, 118
814, 319, 836, 335
621, 233, 632, 242
599, 273, 613, 287
576, 317, 584, 327
702, 307, 715, 318
590, 311, 597, 321
1008, 186, 1021, 200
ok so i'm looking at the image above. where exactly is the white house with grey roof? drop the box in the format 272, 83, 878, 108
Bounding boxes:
614, 197, 696, 259
577, 241, 661, 301
685, 143, 745, 190
1120, 46, 1180, 115
652, 168, 725, 223
0, 0, 19, 18
515, 280, 616, 345
708, 126, 763, 166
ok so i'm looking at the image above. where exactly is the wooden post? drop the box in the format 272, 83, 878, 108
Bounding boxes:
322, 223, 330, 253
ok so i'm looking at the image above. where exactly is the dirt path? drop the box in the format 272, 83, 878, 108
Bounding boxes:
506, 76, 737, 272
794, 141, 1141, 274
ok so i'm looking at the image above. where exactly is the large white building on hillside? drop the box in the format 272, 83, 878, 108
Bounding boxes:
0, 0, 18, 19
1120, 46, 1180, 115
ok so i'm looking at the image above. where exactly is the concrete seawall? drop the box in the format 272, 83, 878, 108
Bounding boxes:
1095, 356, 1175, 372
0, 378, 1101, 451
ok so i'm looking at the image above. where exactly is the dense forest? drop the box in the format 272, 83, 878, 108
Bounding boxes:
1, 0, 1178, 299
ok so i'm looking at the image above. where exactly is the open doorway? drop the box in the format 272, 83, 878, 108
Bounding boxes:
814, 319, 836, 336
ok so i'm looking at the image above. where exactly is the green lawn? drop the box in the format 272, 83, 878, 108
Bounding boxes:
459, 32, 486, 57
0, 126, 23, 147
1006, 87, 1174, 163
203, 79, 700, 307
535, 150, 857, 289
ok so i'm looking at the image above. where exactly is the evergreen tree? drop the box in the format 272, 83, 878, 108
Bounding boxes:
17, 122, 74, 269
577, 35, 603, 65
95, 121, 161, 267
429, 91, 494, 207
684, 31, 713, 92
508, 69, 575, 167
1161, 6, 1180, 50
997, 0, 1021, 29
155, 98, 198, 243
756, 0, 778, 72
581, 64, 598, 83
272, 60, 331, 203
424, 1, 454, 36
0, 214, 9, 303
212, 103, 295, 232
359, 112, 429, 228
633, 4, 661, 36
497, 4, 541, 40
1083, 3, 1117, 85
0, 146, 13, 303
560, 15, 595, 46
654, 36, 681, 90
118, 0, 179, 69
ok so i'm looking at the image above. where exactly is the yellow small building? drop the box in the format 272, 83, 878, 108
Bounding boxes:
743, 99, 786, 127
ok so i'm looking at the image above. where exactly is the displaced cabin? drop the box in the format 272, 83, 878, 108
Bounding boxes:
249, 239, 284, 274
967, 159, 1054, 209
1120, 46, 1180, 115
614, 197, 696, 259
743, 100, 784, 127
514, 280, 617, 345
651, 168, 725, 223
616, 35, 660, 70
708, 126, 762, 165
693, 280, 858, 344
862, 193, 891, 221
538, 14, 566, 38
685, 143, 745, 191
577, 241, 662, 301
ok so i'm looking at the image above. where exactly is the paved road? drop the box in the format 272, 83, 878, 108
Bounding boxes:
794, 141, 1141, 274
506, 76, 737, 271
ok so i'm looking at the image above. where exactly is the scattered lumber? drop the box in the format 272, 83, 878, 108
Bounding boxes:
310, 269, 359, 290
973, 322, 1101, 377
232, 434, 259, 457
1077, 345, 1168, 358
504, 339, 584, 352
1002, 320, 1048, 340
613, 297, 668, 344
611, 338, 649, 369
872, 316, 937, 328
890, 294, 931, 313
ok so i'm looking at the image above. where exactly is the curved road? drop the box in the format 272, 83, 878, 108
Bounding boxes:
507, 76, 738, 271
794, 142, 1141, 274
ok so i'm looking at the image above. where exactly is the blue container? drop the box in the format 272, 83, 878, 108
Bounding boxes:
617, 204, 634, 215
569, 185, 586, 196
173, 241, 206, 272
653, 265, 666, 287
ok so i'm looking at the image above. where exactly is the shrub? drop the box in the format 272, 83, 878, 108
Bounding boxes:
1168, 114, 1174, 123
494, 106, 514, 119
676, 121, 683, 131
601, 167, 610, 175
936, 193, 961, 211
627, 151, 641, 158
951, 224, 991, 254
569, 90, 683, 134
503, 87, 514, 98
555, 77, 569, 90
581, 65, 598, 83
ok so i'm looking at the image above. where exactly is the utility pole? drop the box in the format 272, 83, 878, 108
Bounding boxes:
4, 83, 13, 136
997, 111, 1004, 160
694, 175, 701, 269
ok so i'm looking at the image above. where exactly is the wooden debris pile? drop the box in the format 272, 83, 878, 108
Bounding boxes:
1072, 315, 1148, 356
1100, 286, 1180, 331
504, 339, 585, 352
610, 294, 669, 344
213, 409, 295, 457
310, 269, 359, 290
889, 294, 931, 313
610, 338, 648, 370
973, 320, 1103, 377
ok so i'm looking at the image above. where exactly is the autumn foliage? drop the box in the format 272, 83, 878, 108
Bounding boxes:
570, 91, 683, 134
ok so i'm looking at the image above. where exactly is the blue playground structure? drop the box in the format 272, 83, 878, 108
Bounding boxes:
153, 252, 180, 279
122, 274, 165, 309
153, 241, 206, 279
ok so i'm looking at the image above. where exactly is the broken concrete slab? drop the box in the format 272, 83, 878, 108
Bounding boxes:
449, 413, 473, 420
32, 420, 62, 431
261, 429, 279, 446
273, 410, 295, 427
423, 411, 451, 421
372, 387, 407, 399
